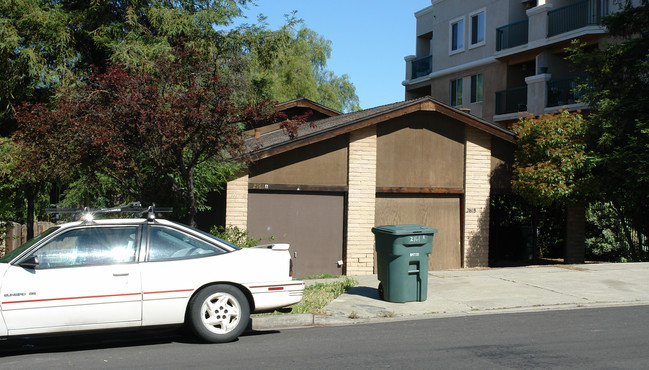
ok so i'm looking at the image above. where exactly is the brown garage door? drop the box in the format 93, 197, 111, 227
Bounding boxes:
247, 192, 345, 278
375, 194, 461, 270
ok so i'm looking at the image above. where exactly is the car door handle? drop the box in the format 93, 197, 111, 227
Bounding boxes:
113, 272, 130, 277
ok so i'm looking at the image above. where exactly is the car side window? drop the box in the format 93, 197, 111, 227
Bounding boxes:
147, 226, 223, 262
33, 227, 138, 269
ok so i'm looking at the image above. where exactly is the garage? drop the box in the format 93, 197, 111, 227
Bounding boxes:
225, 97, 517, 275
375, 194, 462, 270
247, 191, 345, 278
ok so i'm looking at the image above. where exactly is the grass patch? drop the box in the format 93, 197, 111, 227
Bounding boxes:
254, 277, 358, 316
301, 273, 337, 280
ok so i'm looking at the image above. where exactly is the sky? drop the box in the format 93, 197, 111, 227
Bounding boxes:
237, 0, 432, 110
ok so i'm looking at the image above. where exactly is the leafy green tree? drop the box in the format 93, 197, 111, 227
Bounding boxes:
0, 0, 75, 135
245, 15, 360, 112
512, 111, 589, 207
0, 138, 21, 223
567, 0, 649, 260
14, 46, 284, 227
1, 0, 256, 226
1, 1, 254, 133
511, 111, 590, 259
0, 136, 53, 239
2, 2, 358, 228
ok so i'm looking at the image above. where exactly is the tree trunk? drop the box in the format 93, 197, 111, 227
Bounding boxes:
564, 202, 585, 264
532, 207, 539, 262
185, 167, 197, 228
26, 186, 35, 240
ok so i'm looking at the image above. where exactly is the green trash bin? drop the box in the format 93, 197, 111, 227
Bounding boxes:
372, 224, 437, 303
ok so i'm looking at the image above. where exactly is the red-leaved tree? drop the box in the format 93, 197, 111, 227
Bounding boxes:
15, 45, 290, 226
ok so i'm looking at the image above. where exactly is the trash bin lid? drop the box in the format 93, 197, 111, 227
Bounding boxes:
372, 224, 438, 236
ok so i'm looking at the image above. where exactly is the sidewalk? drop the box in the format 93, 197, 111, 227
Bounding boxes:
251, 262, 649, 330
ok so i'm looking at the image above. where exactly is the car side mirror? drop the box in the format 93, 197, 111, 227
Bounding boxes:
20, 255, 40, 269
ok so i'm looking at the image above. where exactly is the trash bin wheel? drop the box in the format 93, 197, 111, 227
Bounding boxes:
378, 282, 384, 300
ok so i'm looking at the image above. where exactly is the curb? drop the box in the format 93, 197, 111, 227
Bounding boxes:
249, 300, 649, 332
251, 314, 315, 331
250, 313, 374, 331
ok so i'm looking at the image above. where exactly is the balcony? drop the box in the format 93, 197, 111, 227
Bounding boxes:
411, 55, 432, 79
496, 19, 529, 51
548, 0, 605, 37
495, 0, 608, 54
547, 76, 584, 107
495, 86, 527, 115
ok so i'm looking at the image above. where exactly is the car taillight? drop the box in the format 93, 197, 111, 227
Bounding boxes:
289, 258, 294, 277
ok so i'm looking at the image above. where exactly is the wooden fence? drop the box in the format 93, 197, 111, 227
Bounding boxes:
0, 221, 55, 257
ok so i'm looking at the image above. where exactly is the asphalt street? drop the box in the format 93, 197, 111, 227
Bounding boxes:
2, 305, 648, 369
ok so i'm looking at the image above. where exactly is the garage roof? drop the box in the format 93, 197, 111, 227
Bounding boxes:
247, 96, 516, 161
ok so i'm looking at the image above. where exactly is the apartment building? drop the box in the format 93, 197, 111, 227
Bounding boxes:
403, 0, 625, 126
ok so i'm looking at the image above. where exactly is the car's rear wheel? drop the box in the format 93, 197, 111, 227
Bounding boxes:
188, 284, 250, 343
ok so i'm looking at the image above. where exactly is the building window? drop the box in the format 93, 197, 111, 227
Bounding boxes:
450, 18, 464, 53
470, 10, 485, 46
451, 78, 463, 106
471, 74, 483, 103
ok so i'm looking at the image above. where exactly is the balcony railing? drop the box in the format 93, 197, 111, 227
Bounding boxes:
411, 55, 432, 79
496, 19, 529, 51
547, 76, 585, 107
495, 86, 527, 115
548, 0, 606, 37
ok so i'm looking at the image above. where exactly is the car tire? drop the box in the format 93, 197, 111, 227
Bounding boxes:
187, 284, 250, 343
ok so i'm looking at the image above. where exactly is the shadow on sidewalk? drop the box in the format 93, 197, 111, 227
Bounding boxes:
346, 285, 381, 300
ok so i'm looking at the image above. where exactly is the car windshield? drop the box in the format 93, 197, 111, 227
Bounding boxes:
0, 226, 60, 263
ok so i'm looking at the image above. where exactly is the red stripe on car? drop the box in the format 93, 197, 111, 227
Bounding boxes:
249, 282, 304, 289
2, 292, 142, 305
143, 289, 194, 295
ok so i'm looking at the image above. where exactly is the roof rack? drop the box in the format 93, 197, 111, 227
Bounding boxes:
46, 202, 173, 222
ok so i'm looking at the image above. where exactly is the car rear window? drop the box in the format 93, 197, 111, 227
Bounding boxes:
147, 226, 226, 261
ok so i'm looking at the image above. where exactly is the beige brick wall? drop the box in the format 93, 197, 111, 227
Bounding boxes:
464, 128, 492, 268
225, 175, 249, 230
346, 126, 377, 276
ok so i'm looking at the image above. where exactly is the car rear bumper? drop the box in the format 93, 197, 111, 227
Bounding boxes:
247, 281, 305, 312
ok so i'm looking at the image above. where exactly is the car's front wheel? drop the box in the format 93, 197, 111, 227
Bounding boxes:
188, 284, 250, 343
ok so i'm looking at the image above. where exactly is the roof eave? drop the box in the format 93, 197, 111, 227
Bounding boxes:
249, 98, 516, 161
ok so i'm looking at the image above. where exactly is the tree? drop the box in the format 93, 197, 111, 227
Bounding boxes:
0, 136, 55, 239
14, 46, 285, 227
1, 1, 254, 133
0, 0, 76, 135
0, 138, 22, 223
2, 0, 257, 226
512, 111, 589, 207
244, 15, 360, 112
567, 0, 649, 260
3, 2, 356, 227
511, 111, 590, 259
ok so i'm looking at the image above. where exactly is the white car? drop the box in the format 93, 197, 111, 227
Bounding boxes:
0, 213, 304, 343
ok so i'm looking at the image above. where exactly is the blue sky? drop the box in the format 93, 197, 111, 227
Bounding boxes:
239, 1, 431, 110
